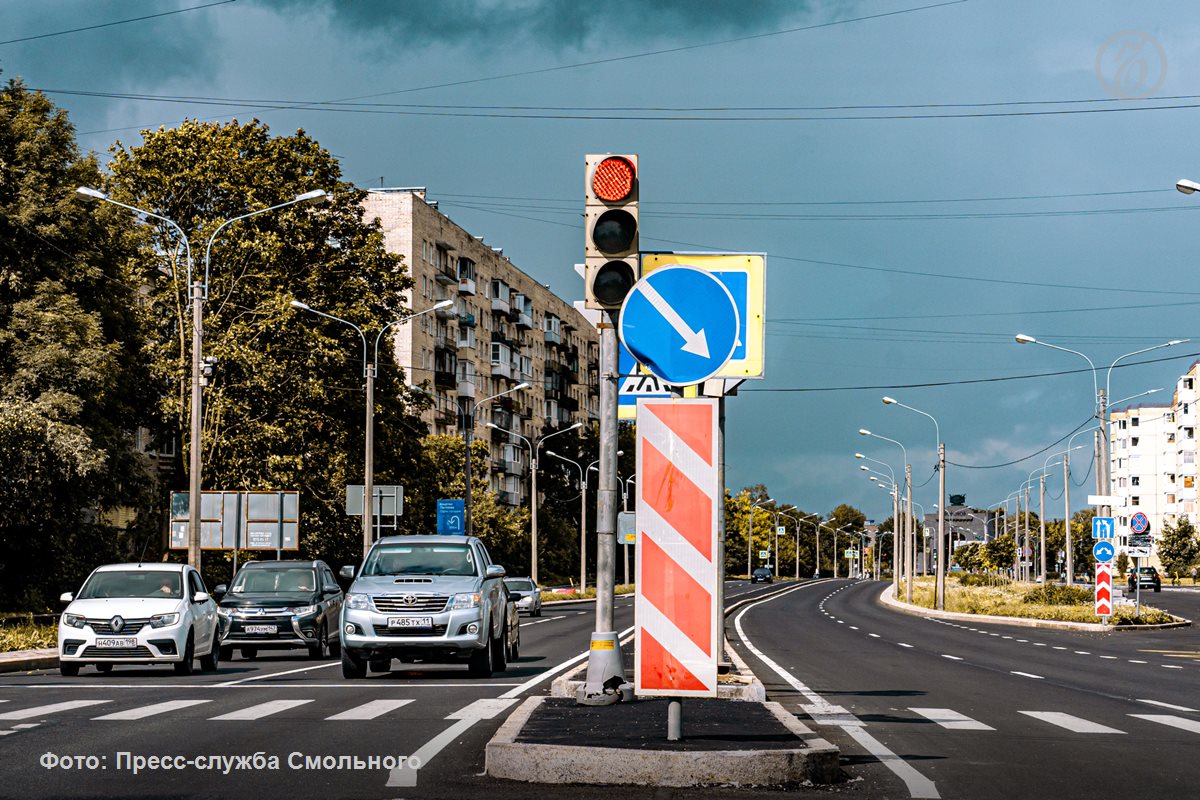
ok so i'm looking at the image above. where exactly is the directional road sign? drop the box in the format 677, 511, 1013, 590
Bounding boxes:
436, 499, 465, 534
619, 264, 740, 386
1095, 563, 1113, 617
1130, 512, 1150, 535
1092, 539, 1115, 563
641, 252, 766, 379
1092, 517, 1115, 539
617, 339, 671, 420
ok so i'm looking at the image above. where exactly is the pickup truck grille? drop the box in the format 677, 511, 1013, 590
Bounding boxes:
372, 595, 449, 613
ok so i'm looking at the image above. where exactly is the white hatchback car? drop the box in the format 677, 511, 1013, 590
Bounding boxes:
57, 563, 220, 676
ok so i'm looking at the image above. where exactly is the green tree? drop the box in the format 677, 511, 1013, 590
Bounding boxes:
0, 78, 157, 609
106, 118, 425, 581
1115, 550, 1130, 578
1156, 517, 1199, 580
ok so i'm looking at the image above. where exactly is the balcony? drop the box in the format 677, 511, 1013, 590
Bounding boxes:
490, 296, 510, 316
434, 408, 456, 426
457, 379, 476, 399
498, 490, 520, 507
544, 329, 562, 347
434, 369, 456, 390
516, 311, 533, 330
491, 409, 514, 430
503, 457, 527, 477
458, 312, 476, 328
458, 277, 476, 296
433, 333, 453, 352
435, 304, 456, 321
491, 360, 514, 380
434, 267, 457, 286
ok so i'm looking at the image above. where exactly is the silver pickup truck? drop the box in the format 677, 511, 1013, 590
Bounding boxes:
337, 535, 521, 679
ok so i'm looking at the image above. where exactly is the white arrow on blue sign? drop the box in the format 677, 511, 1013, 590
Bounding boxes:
1092, 539, 1115, 563
1091, 517, 1115, 539
618, 265, 740, 386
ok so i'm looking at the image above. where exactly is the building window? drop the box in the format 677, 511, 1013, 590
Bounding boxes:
1186, 378, 1194, 390
1131, 417, 1139, 427
1131, 437, 1139, 447
1185, 476, 1196, 489
1131, 496, 1140, 506
1131, 476, 1140, 486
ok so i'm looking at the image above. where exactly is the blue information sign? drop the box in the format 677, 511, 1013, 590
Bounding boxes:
437, 499, 465, 535
1091, 517, 1115, 539
1093, 539, 1115, 563
618, 265, 740, 386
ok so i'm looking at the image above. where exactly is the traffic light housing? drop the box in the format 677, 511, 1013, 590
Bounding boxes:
585, 154, 638, 310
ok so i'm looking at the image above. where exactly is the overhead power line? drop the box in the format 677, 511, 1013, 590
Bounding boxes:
0, 0, 236, 47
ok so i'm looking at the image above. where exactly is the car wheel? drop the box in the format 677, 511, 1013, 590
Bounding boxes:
96, 663, 113, 674
492, 626, 508, 673
510, 626, 520, 661
219, 646, 233, 661
199, 633, 220, 672
328, 632, 341, 658
1155, 585, 1161, 593
59, 662, 80, 677
467, 636, 494, 678
533, 606, 541, 618
308, 625, 329, 660
174, 633, 195, 676
341, 648, 367, 679
240, 647, 257, 660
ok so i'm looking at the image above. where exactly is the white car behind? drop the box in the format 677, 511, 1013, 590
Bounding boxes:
57, 563, 220, 676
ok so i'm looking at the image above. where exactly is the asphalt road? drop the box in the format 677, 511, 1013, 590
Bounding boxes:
731, 579, 1200, 800
0, 580, 787, 800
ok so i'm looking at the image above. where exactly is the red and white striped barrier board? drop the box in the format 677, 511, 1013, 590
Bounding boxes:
1095, 563, 1112, 617
634, 397, 720, 697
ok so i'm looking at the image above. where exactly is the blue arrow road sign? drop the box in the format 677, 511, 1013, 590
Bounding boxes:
1092, 516, 1115, 539
618, 265, 740, 386
1093, 539, 1115, 563
437, 499, 465, 535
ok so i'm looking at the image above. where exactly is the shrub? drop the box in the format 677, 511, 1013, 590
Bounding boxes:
959, 573, 1011, 588
1022, 584, 1092, 606
0, 621, 57, 652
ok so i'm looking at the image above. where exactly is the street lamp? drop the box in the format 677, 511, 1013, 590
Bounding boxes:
290, 298, 451, 556
78, 185, 327, 569
883, 396, 947, 610
780, 511, 818, 580
748, 496, 774, 578
487, 421, 583, 583
860, 428, 914, 601
546, 450, 620, 593
464, 382, 531, 537
1176, 178, 1200, 194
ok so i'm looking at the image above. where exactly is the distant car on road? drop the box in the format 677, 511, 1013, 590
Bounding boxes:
751, 567, 773, 584
1127, 566, 1161, 593
504, 577, 542, 616
57, 563, 219, 676
214, 560, 342, 661
338, 535, 520, 679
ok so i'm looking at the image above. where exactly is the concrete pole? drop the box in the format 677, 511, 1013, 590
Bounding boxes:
187, 281, 204, 570
1098, 389, 1110, 520
891, 488, 899, 587
622, 483, 629, 586
1064, 455, 1073, 586
580, 473, 588, 593
594, 315, 619, 634
906, 464, 914, 603
531, 449, 539, 585
717, 398, 726, 656
1039, 473, 1047, 582
815, 524, 821, 578
936, 442, 946, 610
1023, 485, 1031, 582
833, 526, 838, 579
774, 522, 779, 580
363, 364, 376, 558
464, 418, 475, 537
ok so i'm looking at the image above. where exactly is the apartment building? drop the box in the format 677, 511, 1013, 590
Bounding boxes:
362, 188, 599, 506
1108, 403, 1175, 555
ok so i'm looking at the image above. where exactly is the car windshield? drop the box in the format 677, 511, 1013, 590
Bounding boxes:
505, 579, 535, 591
230, 568, 316, 594
78, 571, 182, 599
362, 544, 477, 576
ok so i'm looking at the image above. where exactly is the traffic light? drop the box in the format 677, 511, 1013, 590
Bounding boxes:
584, 154, 638, 310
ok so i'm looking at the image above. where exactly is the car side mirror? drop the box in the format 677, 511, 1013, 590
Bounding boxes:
213, 584, 227, 599
509, 592, 525, 602
192, 591, 211, 604
339, 565, 356, 580
323, 586, 341, 596
486, 565, 506, 579
59, 592, 74, 604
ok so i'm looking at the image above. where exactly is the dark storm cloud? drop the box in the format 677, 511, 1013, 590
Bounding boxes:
260, 0, 817, 50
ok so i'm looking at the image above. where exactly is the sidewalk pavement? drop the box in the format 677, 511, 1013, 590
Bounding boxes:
0, 648, 56, 673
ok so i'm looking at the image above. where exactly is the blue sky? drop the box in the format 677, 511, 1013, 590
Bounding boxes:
6, 0, 1200, 523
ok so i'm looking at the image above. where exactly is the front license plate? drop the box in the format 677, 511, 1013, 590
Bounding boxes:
96, 637, 138, 648
244, 625, 277, 634
388, 617, 433, 629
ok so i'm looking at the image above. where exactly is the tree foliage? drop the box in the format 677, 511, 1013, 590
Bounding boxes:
1157, 516, 1199, 578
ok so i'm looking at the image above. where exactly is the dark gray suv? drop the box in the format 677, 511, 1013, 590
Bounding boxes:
214, 560, 343, 660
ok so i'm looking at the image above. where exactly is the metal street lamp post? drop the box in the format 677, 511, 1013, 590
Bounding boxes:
463, 383, 531, 537
860, 429, 912, 601
748, 496, 774, 578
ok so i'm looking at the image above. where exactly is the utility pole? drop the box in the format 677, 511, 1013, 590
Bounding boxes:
1098, 388, 1110, 520
1023, 484, 1031, 582
936, 442, 946, 610
1064, 455, 1073, 585
1039, 472, 1047, 583
890, 488, 899, 587
363, 361, 376, 556
906, 464, 914, 603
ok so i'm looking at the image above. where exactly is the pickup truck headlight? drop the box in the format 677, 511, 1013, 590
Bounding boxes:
346, 593, 369, 610
62, 613, 86, 629
450, 593, 481, 610
286, 605, 317, 616
149, 612, 179, 629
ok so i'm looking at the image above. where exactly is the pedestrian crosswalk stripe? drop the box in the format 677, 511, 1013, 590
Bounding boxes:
325, 699, 414, 720
1129, 714, 1200, 734
209, 699, 313, 721
1019, 712, 1125, 734
910, 708, 994, 730
0, 700, 110, 721
94, 700, 211, 720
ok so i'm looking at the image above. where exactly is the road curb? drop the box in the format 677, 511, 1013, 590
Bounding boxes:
877, 584, 1192, 632
541, 591, 634, 608
485, 696, 840, 787
0, 648, 57, 673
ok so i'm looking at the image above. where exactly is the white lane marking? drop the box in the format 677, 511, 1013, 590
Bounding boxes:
520, 615, 567, 628
1033, 643, 1047, 647
94, 700, 211, 720
497, 625, 635, 701
1020, 711, 1124, 734
0, 730, 13, 736
1129, 714, 1200, 734
1137, 699, 1198, 712
1128, 660, 1148, 664
576, 611, 586, 615
1163, 665, 1184, 670
898, 643, 914, 648
868, 633, 881, 638
387, 698, 517, 787
850, 626, 859, 630
325, 699, 414, 721
941, 655, 963, 661
1011, 672, 1043, 680
0, 700, 110, 720
215, 661, 339, 686
1002, 636, 1013, 640
734, 584, 939, 799
0, 682, 520, 690
1017, 639, 1028, 643
1075, 651, 1091, 655
910, 708, 994, 731
1100, 656, 1118, 660
11, 723, 39, 729
209, 699, 313, 720
1052, 646, 1067, 651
